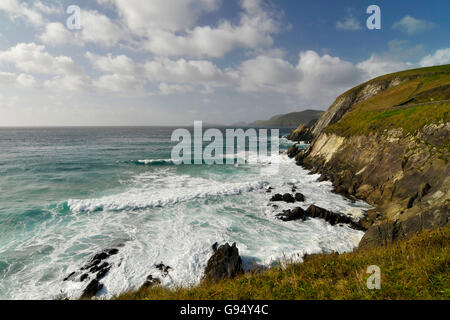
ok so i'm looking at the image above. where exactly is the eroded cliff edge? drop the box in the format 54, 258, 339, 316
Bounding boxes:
290, 65, 450, 248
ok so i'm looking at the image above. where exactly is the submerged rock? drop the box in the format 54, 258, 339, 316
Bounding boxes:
203, 243, 243, 282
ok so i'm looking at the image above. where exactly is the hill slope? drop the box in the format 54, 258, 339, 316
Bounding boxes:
247, 109, 324, 127
291, 65, 449, 247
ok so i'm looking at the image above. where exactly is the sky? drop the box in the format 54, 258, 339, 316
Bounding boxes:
0, 0, 449, 126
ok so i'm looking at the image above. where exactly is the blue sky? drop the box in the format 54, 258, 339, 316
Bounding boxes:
0, 0, 449, 126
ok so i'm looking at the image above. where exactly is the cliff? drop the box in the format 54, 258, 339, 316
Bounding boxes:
291, 65, 450, 247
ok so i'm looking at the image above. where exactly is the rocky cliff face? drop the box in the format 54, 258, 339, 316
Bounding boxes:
291, 66, 450, 247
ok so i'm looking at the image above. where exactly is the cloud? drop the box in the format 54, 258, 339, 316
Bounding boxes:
239, 55, 302, 93
336, 16, 362, 31
0, 71, 36, 87
393, 16, 436, 35
0, 42, 89, 91
98, 0, 220, 34
100, 0, 280, 58
0, 0, 45, 26
419, 48, 450, 67
356, 55, 411, 79
79, 10, 124, 47
159, 83, 195, 95
0, 42, 80, 75
86, 52, 139, 75
144, 58, 237, 88
39, 22, 81, 46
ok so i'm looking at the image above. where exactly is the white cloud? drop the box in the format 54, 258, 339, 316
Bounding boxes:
239, 55, 302, 92
336, 16, 362, 31
86, 52, 138, 75
0, 71, 36, 88
0, 42, 79, 75
0, 0, 45, 26
419, 48, 450, 67
98, 0, 279, 58
145, 58, 237, 87
356, 55, 411, 79
99, 0, 221, 34
159, 83, 195, 95
39, 22, 81, 46
393, 16, 436, 35
79, 10, 124, 47
92, 73, 144, 92
0, 42, 90, 91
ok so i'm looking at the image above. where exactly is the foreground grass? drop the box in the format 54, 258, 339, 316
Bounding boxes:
117, 227, 449, 300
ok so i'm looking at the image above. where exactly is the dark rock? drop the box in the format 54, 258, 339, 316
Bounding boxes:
212, 242, 218, 252
305, 205, 365, 230
203, 243, 243, 282
89, 262, 109, 273
81, 279, 103, 299
270, 194, 283, 202
276, 207, 306, 222
108, 248, 119, 256
81, 259, 101, 271
92, 252, 108, 261
96, 266, 111, 280
63, 271, 76, 282
155, 263, 172, 277
141, 275, 161, 289
295, 193, 305, 202
282, 193, 295, 203
287, 145, 300, 158
359, 205, 448, 248
80, 273, 89, 282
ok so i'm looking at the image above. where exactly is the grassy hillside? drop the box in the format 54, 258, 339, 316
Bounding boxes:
249, 109, 324, 127
116, 226, 449, 300
326, 65, 450, 137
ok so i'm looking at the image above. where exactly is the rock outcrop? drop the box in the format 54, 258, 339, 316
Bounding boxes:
203, 243, 243, 282
294, 66, 450, 247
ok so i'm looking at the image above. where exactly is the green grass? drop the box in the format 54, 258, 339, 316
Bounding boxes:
326, 65, 450, 138
116, 227, 449, 300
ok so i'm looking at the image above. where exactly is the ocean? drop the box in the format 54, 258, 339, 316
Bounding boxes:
0, 127, 371, 299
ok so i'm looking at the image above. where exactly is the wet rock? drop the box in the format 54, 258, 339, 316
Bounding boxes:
265, 186, 274, 193
141, 275, 161, 289
155, 263, 172, 277
305, 205, 365, 230
80, 273, 89, 282
287, 145, 300, 158
212, 242, 219, 252
63, 271, 76, 282
282, 193, 295, 203
270, 194, 283, 202
295, 193, 305, 202
276, 207, 306, 222
108, 248, 119, 256
89, 262, 109, 274
96, 266, 111, 280
81, 279, 103, 299
203, 243, 243, 282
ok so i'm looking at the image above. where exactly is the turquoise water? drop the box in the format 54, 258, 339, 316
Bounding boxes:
0, 127, 371, 299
